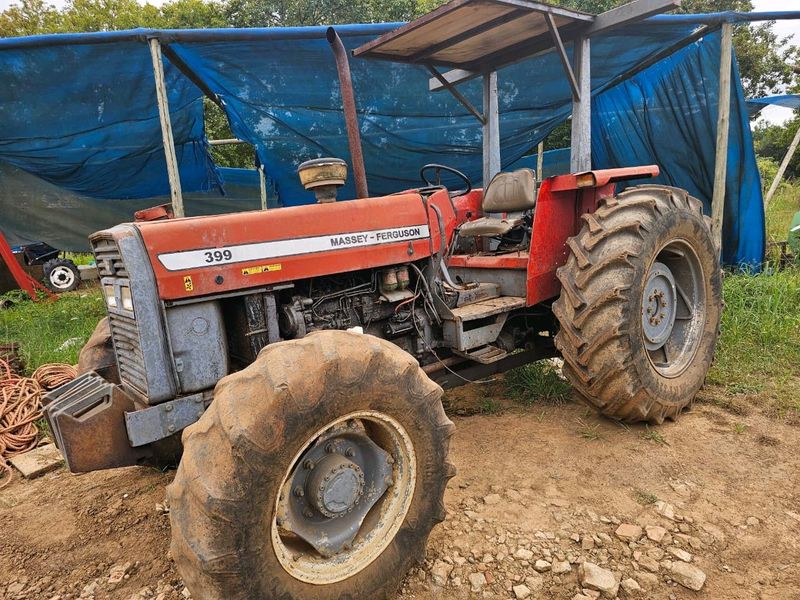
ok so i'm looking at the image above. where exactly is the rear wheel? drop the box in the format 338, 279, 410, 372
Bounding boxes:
43, 258, 80, 292
553, 185, 722, 423
167, 330, 455, 599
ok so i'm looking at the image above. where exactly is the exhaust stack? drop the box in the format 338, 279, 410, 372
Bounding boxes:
326, 27, 369, 199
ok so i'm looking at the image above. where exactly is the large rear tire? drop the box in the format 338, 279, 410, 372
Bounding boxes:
553, 185, 722, 423
167, 330, 455, 599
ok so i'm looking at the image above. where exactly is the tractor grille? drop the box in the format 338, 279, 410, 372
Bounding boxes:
93, 237, 147, 398
107, 312, 147, 397
93, 239, 129, 278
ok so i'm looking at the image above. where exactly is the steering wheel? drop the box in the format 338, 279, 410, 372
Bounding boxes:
420, 164, 472, 197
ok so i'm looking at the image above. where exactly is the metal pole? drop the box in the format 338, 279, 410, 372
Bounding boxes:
711, 22, 733, 257
327, 27, 369, 199
149, 37, 184, 218
570, 36, 591, 173
258, 165, 268, 210
482, 71, 500, 187
764, 121, 800, 208
537, 141, 544, 179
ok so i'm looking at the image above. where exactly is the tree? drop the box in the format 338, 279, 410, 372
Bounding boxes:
752, 115, 800, 180
0, 0, 62, 37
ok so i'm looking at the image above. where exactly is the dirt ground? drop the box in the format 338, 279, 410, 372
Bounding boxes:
1, 386, 799, 600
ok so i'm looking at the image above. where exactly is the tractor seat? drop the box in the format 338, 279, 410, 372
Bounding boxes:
458, 168, 536, 238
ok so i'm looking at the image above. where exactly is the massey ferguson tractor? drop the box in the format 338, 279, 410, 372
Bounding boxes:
44, 1, 721, 598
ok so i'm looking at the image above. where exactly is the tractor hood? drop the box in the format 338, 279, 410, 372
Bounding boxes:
128, 189, 454, 301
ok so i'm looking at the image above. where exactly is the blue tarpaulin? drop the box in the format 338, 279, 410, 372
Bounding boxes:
746, 93, 800, 117
0, 15, 781, 266
591, 32, 764, 268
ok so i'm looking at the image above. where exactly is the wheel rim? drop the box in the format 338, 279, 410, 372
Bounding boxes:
641, 239, 706, 378
271, 410, 416, 585
49, 266, 75, 290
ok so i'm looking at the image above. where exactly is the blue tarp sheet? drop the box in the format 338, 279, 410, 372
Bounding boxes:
746, 93, 800, 117
0, 16, 777, 266
591, 32, 764, 268
0, 40, 218, 198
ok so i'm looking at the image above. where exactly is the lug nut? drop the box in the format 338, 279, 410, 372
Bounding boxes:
293, 486, 304, 497
345, 448, 355, 458
303, 508, 314, 518
325, 443, 335, 454
303, 459, 314, 470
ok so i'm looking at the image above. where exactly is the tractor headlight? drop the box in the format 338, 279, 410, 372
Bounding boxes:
120, 286, 134, 312
103, 284, 117, 308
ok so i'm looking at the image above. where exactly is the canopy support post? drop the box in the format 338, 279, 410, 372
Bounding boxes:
570, 36, 591, 173
537, 141, 544, 179
764, 121, 800, 209
483, 71, 500, 186
149, 37, 185, 219
711, 22, 733, 257
258, 165, 268, 210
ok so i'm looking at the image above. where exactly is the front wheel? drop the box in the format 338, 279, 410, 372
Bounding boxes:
553, 185, 722, 423
167, 330, 455, 599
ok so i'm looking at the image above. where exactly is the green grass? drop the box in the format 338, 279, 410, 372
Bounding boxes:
634, 490, 658, 505
64, 252, 95, 266
0, 289, 105, 372
505, 360, 572, 405
640, 426, 668, 445
706, 267, 800, 418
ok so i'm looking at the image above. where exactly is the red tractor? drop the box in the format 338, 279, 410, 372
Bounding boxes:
45, 1, 721, 598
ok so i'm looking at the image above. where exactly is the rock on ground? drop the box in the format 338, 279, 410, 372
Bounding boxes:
578, 562, 619, 598
667, 561, 707, 591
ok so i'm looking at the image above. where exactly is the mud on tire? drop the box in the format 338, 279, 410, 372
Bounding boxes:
167, 330, 455, 600
552, 185, 722, 424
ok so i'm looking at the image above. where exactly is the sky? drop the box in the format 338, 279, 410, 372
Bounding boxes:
0, 0, 797, 123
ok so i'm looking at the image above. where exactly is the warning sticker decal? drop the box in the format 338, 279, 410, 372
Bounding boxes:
242, 263, 282, 276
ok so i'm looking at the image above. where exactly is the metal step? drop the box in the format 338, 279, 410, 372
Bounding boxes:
442, 295, 526, 352
450, 296, 526, 321
452, 344, 508, 364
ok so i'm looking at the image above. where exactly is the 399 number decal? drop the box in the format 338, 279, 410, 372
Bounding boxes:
204, 249, 233, 263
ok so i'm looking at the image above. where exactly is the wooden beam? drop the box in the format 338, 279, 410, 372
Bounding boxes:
483, 71, 501, 186
258, 165, 268, 210
587, 0, 681, 36
711, 22, 733, 257
429, 68, 478, 92
149, 38, 184, 219
427, 65, 485, 123
545, 13, 580, 101
537, 141, 544, 178
764, 121, 800, 208
570, 36, 591, 173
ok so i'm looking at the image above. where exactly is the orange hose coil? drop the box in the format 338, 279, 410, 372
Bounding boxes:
0, 359, 76, 488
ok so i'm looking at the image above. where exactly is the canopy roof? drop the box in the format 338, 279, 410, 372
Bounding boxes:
352, 0, 593, 71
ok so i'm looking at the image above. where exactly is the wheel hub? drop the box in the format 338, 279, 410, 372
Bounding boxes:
275, 420, 394, 557
50, 266, 75, 289
641, 262, 677, 350
307, 454, 365, 517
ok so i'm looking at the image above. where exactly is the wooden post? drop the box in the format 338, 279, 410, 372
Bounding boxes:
570, 36, 591, 173
764, 122, 800, 208
258, 165, 268, 210
149, 38, 185, 218
482, 71, 500, 187
537, 141, 544, 179
711, 22, 733, 257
